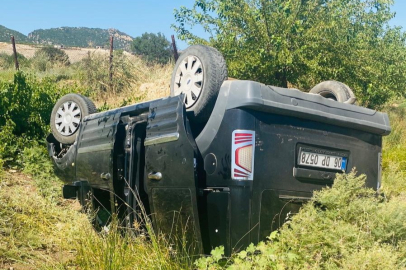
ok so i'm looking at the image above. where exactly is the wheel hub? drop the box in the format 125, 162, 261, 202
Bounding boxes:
64, 114, 72, 124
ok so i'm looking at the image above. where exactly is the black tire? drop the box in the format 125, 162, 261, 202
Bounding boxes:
50, 94, 97, 144
170, 45, 228, 122
309, 80, 356, 104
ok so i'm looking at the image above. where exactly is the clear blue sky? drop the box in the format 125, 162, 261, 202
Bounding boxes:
1, 0, 406, 50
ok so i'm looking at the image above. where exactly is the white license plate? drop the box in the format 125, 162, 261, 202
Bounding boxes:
298, 151, 347, 171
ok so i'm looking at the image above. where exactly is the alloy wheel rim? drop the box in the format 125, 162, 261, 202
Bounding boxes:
173, 55, 204, 108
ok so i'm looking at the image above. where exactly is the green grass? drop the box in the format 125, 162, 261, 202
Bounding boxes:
0, 170, 88, 269
381, 103, 406, 195
196, 172, 406, 269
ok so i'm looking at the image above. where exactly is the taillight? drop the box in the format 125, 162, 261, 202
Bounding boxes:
232, 130, 255, 180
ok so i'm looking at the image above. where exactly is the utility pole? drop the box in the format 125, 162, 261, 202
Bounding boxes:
11, 36, 19, 71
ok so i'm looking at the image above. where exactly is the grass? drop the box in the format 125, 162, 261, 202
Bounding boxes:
0, 170, 88, 269
0, 147, 193, 270
3, 103, 404, 270
195, 172, 406, 269
381, 101, 406, 195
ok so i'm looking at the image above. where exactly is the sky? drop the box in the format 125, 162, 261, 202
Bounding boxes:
1, 0, 406, 50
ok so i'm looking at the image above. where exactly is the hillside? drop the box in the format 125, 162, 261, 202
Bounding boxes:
0, 25, 134, 51
28, 27, 133, 50
0, 25, 28, 43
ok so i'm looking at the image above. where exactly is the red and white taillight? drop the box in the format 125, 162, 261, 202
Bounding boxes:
232, 130, 255, 180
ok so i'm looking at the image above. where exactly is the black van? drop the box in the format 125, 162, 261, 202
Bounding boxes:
47, 45, 390, 255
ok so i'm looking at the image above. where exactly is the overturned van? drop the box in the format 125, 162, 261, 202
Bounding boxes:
47, 45, 390, 255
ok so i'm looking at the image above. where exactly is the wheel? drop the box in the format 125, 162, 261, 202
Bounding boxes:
171, 45, 228, 122
309, 80, 356, 104
50, 94, 97, 144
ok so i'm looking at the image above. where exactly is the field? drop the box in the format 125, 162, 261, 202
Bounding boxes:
1, 43, 406, 269
0, 42, 111, 62
0, 42, 172, 108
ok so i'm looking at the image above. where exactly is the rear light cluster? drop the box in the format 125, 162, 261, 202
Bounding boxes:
232, 130, 255, 180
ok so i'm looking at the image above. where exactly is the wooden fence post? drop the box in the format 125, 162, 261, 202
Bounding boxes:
171, 35, 179, 62
109, 36, 114, 92
11, 36, 19, 71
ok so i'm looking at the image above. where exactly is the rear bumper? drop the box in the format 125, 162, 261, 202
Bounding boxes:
46, 133, 76, 183
63, 181, 90, 206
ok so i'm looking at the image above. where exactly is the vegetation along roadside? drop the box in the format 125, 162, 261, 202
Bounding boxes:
1, 0, 406, 269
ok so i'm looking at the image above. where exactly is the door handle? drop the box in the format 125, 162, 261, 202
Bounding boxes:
148, 172, 162, 180
100, 172, 111, 181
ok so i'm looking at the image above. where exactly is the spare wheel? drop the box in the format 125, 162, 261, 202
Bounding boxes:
50, 93, 97, 144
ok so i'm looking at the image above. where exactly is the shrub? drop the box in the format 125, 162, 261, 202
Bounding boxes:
0, 52, 29, 70
381, 103, 406, 195
76, 51, 136, 95
195, 172, 406, 269
31, 46, 70, 71
0, 72, 72, 167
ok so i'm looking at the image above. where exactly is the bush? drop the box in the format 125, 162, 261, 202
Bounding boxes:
31, 46, 70, 71
76, 51, 135, 95
0, 72, 72, 167
381, 103, 406, 195
0, 52, 29, 70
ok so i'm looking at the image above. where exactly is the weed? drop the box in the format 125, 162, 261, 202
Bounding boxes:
382, 103, 406, 195
196, 172, 406, 269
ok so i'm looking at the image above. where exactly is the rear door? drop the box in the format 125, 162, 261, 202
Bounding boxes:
144, 96, 202, 254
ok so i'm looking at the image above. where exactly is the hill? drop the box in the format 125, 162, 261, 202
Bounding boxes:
0, 25, 28, 43
27, 27, 133, 50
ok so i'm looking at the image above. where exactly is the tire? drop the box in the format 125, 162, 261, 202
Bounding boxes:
50, 94, 97, 144
309, 80, 356, 104
170, 45, 228, 122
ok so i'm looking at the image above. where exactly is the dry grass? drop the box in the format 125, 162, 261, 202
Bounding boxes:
0, 41, 112, 63
92, 54, 173, 109
0, 41, 174, 110
0, 161, 192, 270
0, 170, 90, 269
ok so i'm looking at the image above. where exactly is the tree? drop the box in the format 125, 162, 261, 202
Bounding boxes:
173, 0, 406, 108
131, 32, 172, 64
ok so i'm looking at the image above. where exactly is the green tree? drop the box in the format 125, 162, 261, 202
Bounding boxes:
131, 32, 172, 64
173, 0, 406, 108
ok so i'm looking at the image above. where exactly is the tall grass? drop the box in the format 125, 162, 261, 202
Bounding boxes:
0, 48, 173, 110
381, 102, 406, 195
195, 172, 406, 269
0, 169, 89, 269
1, 146, 194, 269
